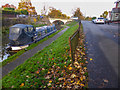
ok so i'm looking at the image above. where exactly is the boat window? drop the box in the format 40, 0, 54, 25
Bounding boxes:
28, 27, 33, 33
10, 28, 21, 35
45, 30, 47, 33
38, 32, 41, 36
24, 28, 28, 33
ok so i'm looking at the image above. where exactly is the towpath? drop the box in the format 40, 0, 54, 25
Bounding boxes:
1, 26, 69, 77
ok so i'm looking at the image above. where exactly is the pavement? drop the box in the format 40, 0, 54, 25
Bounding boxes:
82, 21, 119, 88
1, 26, 69, 78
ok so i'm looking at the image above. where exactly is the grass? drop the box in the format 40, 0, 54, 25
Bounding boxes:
1, 25, 67, 67
2, 21, 79, 88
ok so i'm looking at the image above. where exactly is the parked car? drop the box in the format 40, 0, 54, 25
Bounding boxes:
92, 19, 96, 23
93, 17, 105, 24
18, 14, 28, 18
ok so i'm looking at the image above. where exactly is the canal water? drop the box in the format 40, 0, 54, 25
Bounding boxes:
0, 34, 16, 62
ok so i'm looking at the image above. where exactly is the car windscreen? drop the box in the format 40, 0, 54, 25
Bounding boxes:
9, 28, 21, 40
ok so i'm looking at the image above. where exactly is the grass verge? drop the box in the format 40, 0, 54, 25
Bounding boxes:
1, 25, 67, 67
2, 21, 80, 88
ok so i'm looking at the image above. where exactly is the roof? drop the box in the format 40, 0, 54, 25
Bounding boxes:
10, 24, 33, 29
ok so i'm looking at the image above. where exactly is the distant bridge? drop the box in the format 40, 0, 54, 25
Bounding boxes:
49, 18, 72, 24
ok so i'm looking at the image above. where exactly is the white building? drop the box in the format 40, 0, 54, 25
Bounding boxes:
110, 0, 120, 21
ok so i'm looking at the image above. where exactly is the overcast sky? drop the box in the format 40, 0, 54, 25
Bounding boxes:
0, 0, 116, 17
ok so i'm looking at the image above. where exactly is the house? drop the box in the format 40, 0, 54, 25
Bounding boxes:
110, 0, 120, 21
2, 4, 16, 10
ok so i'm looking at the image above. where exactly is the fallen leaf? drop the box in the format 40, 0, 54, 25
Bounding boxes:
90, 58, 93, 61
49, 80, 52, 83
81, 71, 85, 74
26, 75, 29, 78
47, 83, 51, 86
84, 67, 87, 70
11, 85, 14, 88
77, 65, 81, 69
74, 85, 79, 88
80, 77, 83, 81
85, 61, 88, 64
80, 83, 84, 87
48, 71, 50, 74
58, 77, 64, 81
103, 79, 109, 83
60, 84, 62, 87
30, 85, 33, 87
69, 67, 72, 70
42, 68, 45, 70
74, 62, 79, 65
83, 76, 86, 79
71, 74, 77, 78
45, 75, 50, 79
63, 82, 66, 85
76, 81, 80, 85
20, 83, 24, 87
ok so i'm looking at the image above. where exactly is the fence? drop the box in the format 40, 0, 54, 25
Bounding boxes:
69, 21, 81, 61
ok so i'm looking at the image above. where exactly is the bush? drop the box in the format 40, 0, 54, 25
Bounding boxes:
4, 8, 15, 11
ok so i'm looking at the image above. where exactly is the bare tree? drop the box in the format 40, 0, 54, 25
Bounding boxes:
41, 3, 48, 16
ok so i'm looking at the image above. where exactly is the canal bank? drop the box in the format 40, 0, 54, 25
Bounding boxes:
2, 21, 81, 88
1, 26, 70, 77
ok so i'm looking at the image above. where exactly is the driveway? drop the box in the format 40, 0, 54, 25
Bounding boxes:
82, 21, 119, 88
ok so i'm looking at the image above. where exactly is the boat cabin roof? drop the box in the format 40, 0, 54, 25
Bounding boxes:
10, 24, 33, 29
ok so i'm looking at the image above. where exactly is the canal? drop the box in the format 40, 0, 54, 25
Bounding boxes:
1, 34, 16, 62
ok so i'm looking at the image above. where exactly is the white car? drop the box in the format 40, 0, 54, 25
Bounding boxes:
93, 17, 105, 24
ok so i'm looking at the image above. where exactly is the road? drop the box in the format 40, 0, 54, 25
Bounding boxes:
82, 21, 119, 88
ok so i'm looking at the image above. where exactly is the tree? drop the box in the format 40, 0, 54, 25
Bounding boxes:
4, 8, 15, 11
73, 8, 84, 20
48, 7, 62, 18
92, 17, 96, 20
18, 0, 37, 15
102, 11, 108, 18
100, 15, 103, 17
85, 16, 92, 21
48, 7, 69, 19
41, 5, 47, 16
67, 16, 70, 19
21, 9, 28, 15
100, 11, 108, 18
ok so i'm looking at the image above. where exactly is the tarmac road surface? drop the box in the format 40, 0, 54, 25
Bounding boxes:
82, 21, 119, 88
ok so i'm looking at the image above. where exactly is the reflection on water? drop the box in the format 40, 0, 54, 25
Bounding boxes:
1, 34, 16, 62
